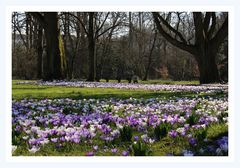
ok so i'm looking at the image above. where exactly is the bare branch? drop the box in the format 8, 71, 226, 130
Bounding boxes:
97, 22, 121, 38
28, 12, 45, 28
157, 12, 187, 44
152, 12, 195, 55
95, 12, 110, 36
63, 12, 89, 36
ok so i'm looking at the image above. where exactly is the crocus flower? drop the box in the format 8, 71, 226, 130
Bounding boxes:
93, 145, 98, 151
111, 148, 118, 154
122, 150, 129, 156
169, 130, 177, 138
51, 138, 58, 143
182, 150, 194, 156
85, 151, 94, 156
133, 136, 139, 141
188, 137, 197, 146
28, 146, 40, 154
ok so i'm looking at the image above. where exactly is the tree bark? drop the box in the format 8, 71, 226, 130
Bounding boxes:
195, 43, 220, 84
37, 24, 43, 79
43, 12, 62, 80
87, 12, 96, 81
29, 12, 63, 81
143, 30, 157, 81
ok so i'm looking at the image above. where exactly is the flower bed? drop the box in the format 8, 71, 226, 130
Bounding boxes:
12, 96, 228, 156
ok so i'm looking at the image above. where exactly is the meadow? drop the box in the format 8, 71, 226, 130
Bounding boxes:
12, 80, 228, 156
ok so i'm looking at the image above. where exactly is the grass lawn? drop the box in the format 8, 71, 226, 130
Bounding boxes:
12, 80, 220, 100
11, 80, 228, 156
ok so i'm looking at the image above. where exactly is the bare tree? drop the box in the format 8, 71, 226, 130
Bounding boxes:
152, 12, 228, 84
69, 12, 122, 81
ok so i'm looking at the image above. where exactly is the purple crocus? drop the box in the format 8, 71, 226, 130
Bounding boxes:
93, 145, 98, 151
85, 151, 94, 156
72, 138, 80, 144
122, 150, 129, 156
50, 138, 58, 143
169, 130, 177, 138
133, 136, 139, 141
188, 137, 197, 146
111, 148, 118, 154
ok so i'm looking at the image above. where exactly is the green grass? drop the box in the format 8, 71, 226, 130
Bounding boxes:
12, 83, 174, 100
12, 80, 220, 100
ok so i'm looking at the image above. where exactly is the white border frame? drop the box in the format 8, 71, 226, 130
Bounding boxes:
5, 5, 235, 164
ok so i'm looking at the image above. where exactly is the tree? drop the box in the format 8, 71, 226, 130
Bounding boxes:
70, 12, 121, 81
143, 29, 157, 81
29, 12, 64, 81
152, 12, 228, 84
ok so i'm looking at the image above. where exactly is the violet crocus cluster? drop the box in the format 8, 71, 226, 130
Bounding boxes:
12, 95, 228, 156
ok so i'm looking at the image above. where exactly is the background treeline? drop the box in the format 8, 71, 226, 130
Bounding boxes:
12, 12, 228, 84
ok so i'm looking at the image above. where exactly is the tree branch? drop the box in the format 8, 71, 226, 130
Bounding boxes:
156, 12, 187, 44
63, 12, 89, 36
15, 23, 28, 49
152, 12, 195, 55
95, 12, 110, 36
210, 16, 228, 48
28, 12, 46, 28
97, 22, 121, 38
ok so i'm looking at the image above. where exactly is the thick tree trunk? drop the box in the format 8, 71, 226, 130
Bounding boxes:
43, 12, 62, 81
77, 12, 88, 79
87, 12, 96, 81
196, 44, 220, 84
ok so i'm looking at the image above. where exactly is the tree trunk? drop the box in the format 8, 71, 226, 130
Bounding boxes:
196, 45, 220, 84
12, 13, 16, 52
26, 13, 30, 50
87, 12, 96, 81
37, 25, 43, 79
78, 12, 88, 79
43, 12, 62, 81
143, 30, 157, 81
